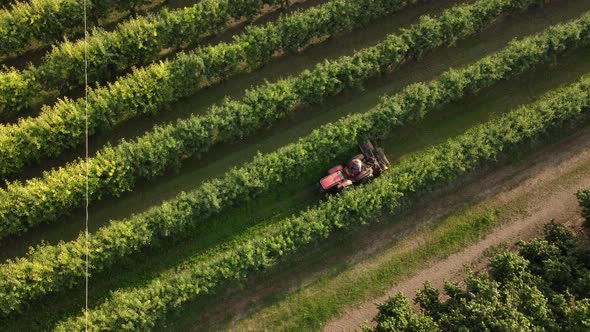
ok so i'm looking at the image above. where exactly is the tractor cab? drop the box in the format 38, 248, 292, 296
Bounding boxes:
318, 140, 391, 194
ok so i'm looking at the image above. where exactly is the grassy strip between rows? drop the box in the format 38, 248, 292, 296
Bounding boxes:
1, 11, 589, 319
54, 71, 590, 330
0, 0, 295, 118
0, 0, 544, 237
0, 0, 160, 56
0, 0, 420, 157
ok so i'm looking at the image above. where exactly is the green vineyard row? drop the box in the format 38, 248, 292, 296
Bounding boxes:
56, 72, 590, 331
0, 0, 160, 56
2, 11, 588, 317
0, 0, 422, 174
0, 0, 296, 117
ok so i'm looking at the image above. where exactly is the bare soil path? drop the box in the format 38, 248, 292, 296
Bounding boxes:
324, 128, 590, 331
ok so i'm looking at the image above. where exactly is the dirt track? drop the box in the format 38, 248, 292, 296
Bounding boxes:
324, 128, 590, 331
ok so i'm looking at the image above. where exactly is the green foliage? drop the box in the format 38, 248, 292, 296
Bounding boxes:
371, 293, 439, 332
2, 47, 590, 323
0, 66, 38, 115
0, 0, 556, 239
0, 0, 535, 173
370, 224, 590, 332
414, 283, 444, 321
564, 298, 590, 331
0, 0, 415, 117
0, 0, 158, 56
518, 222, 590, 297
489, 252, 529, 282
54, 70, 590, 330
543, 221, 578, 253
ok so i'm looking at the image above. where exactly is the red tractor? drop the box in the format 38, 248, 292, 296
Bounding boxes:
319, 140, 391, 194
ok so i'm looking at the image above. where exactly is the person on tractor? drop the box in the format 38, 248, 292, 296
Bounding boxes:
348, 158, 363, 177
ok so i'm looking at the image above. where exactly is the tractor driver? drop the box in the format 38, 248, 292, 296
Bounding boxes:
349, 158, 363, 177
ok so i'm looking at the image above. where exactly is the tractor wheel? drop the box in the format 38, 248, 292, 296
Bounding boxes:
336, 185, 348, 195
